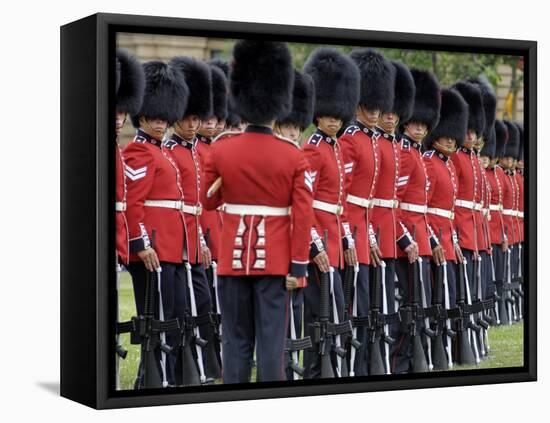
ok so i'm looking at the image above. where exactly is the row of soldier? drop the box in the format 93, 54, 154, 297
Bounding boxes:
114, 40, 525, 388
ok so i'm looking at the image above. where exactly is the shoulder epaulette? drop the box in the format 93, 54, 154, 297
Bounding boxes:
423, 150, 435, 158
274, 133, 300, 149
308, 133, 323, 147
344, 125, 360, 136
401, 139, 410, 150
212, 130, 242, 143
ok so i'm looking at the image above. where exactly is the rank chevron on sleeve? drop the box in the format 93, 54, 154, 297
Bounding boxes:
125, 165, 147, 181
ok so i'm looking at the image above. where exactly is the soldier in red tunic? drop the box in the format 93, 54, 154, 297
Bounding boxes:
392, 68, 442, 373
423, 87, 469, 367
368, 60, 417, 373
339, 49, 395, 376
515, 123, 525, 294
114, 48, 144, 389
470, 78, 497, 324
484, 120, 509, 324
450, 82, 486, 302
302, 48, 360, 378
201, 40, 314, 383
273, 69, 315, 379
115, 49, 144, 267
197, 62, 229, 265
124, 60, 189, 387
501, 120, 521, 322
166, 56, 219, 382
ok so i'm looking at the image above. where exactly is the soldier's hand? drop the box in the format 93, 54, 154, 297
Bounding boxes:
501, 240, 509, 252
454, 244, 464, 264
432, 245, 445, 266
344, 246, 358, 266
201, 246, 212, 268
137, 247, 160, 271
405, 241, 419, 263
286, 275, 299, 291
313, 250, 330, 273
370, 244, 382, 267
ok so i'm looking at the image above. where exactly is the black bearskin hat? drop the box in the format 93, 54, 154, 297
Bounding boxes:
209, 64, 228, 121
494, 119, 508, 158
349, 48, 395, 112
480, 124, 496, 159
131, 61, 189, 128
303, 48, 360, 123
503, 120, 520, 159
230, 40, 294, 124
403, 68, 441, 132
116, 49, 145, 116
468, 77, 497, 143
452, 81, 485, 138
210, 59, 241, 127
169, 56, 213, 120
390, 61, 416, 122
278, 70, 315, 130
516, 123, 525, 162
425, 88, 468, 149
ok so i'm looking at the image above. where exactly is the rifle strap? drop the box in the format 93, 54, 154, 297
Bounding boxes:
285, 336, 313, 352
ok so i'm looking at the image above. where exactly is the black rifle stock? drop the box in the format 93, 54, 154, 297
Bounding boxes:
455, 253, 476, 365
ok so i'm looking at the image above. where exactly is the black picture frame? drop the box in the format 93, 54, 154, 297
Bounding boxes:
60, 12, 537, 409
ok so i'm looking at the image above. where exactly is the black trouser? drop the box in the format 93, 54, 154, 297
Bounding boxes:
392, 256, 432, 374
286, 288, 304, 380
219, 275, 289, 383
303, 264, 345, 379
127, 261, 187, 387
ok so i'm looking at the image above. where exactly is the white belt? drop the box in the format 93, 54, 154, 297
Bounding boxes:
518, 211, 524, 218
482, 208, 489, 217
489, 204, 503, 212
427, 207, 454, 219
144, 200, 203, 215
474, 202, 483, 211
115, 201, 126, 212
400, 202, 427, 214
502, 209, 517, 216
371, 198, 399, 209
455, 199, 478, 210
346, 194, 373, 209
224, 203, 291, 216
313, 200, 344, 215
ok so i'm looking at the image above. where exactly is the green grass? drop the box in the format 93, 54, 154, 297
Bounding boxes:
116, 272, 523, 389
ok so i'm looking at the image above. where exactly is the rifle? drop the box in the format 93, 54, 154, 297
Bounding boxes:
455, 254, 476, 365
118, 230, 179, 389
115, 262, 128, 390
342, 227, 360, 376
367, 227, 387, 375
329, 265, 351, 377
429, 229, 449, 370
462, 257, 481, 364
203, 229, 222, 380
285, 292, 312, 379
408, 225, 429, 372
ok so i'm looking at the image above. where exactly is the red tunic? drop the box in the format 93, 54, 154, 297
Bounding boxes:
451, 147, 479, 252
124, 129, 187, 263
164, 133, 204, 264
196, 135, 223, 260
369, 129, 408, 259
201, 125, 314, 277
487, 165, 506, 245
303, 129, 353, 268
478, 163, 492, 252
115, 144, 129, 265
501, 169, 518, 245
514, 171, 524, 242
395, 135, 436, 257
423, 150, 458, 262
339, 122, 380, 265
